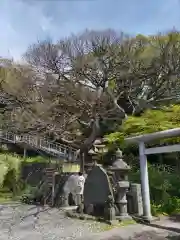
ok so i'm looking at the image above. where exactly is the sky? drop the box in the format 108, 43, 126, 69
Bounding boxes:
0, 0, 180, 60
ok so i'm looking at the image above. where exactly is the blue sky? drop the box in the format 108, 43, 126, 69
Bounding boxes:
0, 0, 180, 60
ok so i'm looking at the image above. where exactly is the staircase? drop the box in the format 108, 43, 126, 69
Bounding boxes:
43, 167, 57, 206
0, 130, 78, 161
45, 168, 56, 186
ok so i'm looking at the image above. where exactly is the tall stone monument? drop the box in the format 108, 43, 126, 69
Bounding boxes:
83, 165, 114, 216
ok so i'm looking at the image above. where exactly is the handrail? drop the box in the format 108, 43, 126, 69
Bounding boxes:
0, 130, 77, 161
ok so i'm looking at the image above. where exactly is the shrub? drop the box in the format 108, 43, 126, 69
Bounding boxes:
130, 163, 180, 215
0, 154, 22, 194
24, 156, 48, 163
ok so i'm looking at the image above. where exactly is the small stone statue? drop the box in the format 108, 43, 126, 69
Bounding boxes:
104, 195, 117, 224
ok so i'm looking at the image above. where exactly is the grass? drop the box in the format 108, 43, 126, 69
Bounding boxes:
23, 156, 51, 163
0, 188, 24, 204
0, 192, 13, 203
73, 219, 136, 233
0, 152, 59, 164
66, 211, 136, 233
0, 191, 20, 203
97, 219, 136, 232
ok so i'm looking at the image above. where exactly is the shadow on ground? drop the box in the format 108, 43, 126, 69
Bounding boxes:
108, 231, 180, 240
168, 236, 180, 240
169, 214, 180, 223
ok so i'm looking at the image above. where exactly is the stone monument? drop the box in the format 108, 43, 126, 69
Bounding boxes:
127, 183, 143, 216
83, 164, 114, 217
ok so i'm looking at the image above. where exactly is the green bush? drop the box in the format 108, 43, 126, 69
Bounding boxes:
24, 156, 48, 163
151, 197, 180, 216
151, 203, 162, 216
0, 153, 47, 195
0, 154, 22, 193
130, 163, 180, 215
105, 105, 180, 215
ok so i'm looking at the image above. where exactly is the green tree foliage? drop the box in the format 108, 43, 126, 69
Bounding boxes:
106, 105, 180, 215
107, 104, 180, 146
123, 105, 180, 135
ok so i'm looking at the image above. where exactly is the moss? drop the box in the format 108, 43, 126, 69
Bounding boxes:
0, 190, 22, 203
66, 210, 136, 233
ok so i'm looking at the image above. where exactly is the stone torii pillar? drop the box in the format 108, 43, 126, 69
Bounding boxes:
139, 141, 152, 221
125, 128, 180, 222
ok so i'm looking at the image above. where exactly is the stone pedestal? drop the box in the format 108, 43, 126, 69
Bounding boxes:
61, 193, 69, 207
76, 194, 84, 214
116, 181, 131, 220
75, 194, 81, 205
104, 195, 118, 225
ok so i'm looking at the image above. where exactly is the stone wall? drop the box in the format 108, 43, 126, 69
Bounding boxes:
21, 162, 80, 186
21, 162, 49, 186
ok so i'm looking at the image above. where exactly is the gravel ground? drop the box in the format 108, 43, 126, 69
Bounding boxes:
107, 231, 180, 240
84, 224, 180, 240
0, 203, 179, 240
0, 203, 103, 240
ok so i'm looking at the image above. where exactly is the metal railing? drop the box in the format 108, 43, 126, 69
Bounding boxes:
0, 130, 77, 161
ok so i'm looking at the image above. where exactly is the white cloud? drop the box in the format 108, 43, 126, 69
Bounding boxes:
0, 0, 54, 59
40, 16, 53, 32
0, 0, 180, 60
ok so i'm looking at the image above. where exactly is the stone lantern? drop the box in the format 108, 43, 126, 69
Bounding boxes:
88, 148, 98, 165
108, 148, 131, 220
88, 138, 108, 167
94, 138, 108, 162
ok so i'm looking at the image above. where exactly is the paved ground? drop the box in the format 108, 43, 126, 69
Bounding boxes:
0, 203, 180, 240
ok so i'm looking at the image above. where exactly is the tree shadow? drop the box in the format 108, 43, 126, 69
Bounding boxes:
132, 231, 180, 240
167, 236, 180, 240
169, 214, 180, 223
108, 232, 180, 240
132, 216, 180, 235
20, 205, 51, 220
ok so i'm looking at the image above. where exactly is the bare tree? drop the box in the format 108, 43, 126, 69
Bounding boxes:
23, 29, 180, 171
0, 58, 42, 133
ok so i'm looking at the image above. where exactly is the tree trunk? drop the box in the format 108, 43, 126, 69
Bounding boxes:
80, 152, 85, 173
79, 117, 100, 172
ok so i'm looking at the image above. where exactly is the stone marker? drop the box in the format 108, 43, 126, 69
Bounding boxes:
84, 165, 114, 216
127, 183, 143, 216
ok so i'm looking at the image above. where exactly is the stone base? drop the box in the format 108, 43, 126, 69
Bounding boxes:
132, 214, 160, 224
106, 220, 119, 225
66, 210, 101, 221
61, 206, 78, 211
66, 210, 119, 225
143, 215, 160, 223
117, 214, 132, 221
